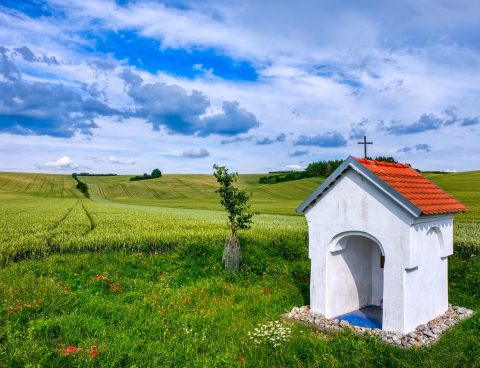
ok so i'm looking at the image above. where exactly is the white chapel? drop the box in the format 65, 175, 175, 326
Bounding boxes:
297, 156, 468, 333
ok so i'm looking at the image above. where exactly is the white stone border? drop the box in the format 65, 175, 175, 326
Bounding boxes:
283, 305, 474, 348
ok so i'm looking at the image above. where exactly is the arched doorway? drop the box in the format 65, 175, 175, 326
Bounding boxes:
327, 232, 384, 328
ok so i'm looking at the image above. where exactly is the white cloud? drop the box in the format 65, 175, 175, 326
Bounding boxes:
284, 164, 304, 171
1, 1, 480, 172
181, 148, 210, 158
36, 156, 79, 170
109, 155, 136, 165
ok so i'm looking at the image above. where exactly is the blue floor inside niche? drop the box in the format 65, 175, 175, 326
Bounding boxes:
336, 305, 382, 329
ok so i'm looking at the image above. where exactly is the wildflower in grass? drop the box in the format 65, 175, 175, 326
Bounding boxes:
185, 296, 191, 303
248, 321, 292, 348
95, 272, 108, 281
86, 346, 97, 357
64, 345, 97, 358
64, 346, 82, 356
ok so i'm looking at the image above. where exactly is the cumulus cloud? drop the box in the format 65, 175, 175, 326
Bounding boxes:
256, 133, 286, 145
14, 46, 59, 65
220, 136, 253, 145
201, 101, 260, 136
109, 155, 136, 165
349, 119, 369, 140
121, 70, 260, 136
90, 57, 117, 71
294, 131, 347, 147
383, 109, 480, 135
221, 133, 285, 145
2, 2, 480, 172
0, 46, 20, 80
36, 156, 79, 170
396, 144, 432, 153
289, 150, 309, 157
283, 164, 304, 171
181, 148, 210, 158
0, 47, 119, 138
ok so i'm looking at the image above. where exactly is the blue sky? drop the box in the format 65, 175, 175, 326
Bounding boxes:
0, 0, 479, 173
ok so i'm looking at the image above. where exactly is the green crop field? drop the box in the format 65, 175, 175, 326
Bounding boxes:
81, 174, 325, 215
0, 170, 479, 367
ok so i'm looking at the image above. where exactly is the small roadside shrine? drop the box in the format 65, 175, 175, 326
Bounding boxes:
296, 156, 468, 334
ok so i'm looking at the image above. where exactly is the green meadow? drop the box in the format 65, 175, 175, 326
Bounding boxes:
0, 171, 479, 367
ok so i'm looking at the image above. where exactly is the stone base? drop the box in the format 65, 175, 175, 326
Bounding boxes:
283, 305, 474, 348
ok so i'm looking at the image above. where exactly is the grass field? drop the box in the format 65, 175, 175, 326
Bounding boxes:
0, 170, 479, 367
1, 170, 477, 218
82, 174, 325, 215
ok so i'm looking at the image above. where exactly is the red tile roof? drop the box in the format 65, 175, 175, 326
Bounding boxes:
355, 158, 468, 215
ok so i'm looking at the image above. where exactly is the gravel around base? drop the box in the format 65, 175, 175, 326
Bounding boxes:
283, 305, 474, 348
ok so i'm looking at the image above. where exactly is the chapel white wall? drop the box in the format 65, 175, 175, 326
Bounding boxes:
403, 215, 453, 332
305, 169, 413, 333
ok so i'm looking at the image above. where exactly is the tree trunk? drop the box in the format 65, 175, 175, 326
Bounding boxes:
223, 232, 240, 273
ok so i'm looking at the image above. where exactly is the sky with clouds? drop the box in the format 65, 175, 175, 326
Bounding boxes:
0, 0, 479, 173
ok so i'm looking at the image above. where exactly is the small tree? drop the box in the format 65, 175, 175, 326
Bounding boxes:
213, 164, 255, 273
151, 168, 162, 178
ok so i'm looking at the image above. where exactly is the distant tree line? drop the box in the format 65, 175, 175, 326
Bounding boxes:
259, 156, 397, 184
366, 156, 397, 163
72, 173, 90, 198
130, 169, 162, 181
77, 173, 118, 176
259, 159, 343, 184
259, 171, 307, 184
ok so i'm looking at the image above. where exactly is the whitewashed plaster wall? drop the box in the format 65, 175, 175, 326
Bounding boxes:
304, 169, 454, 334
403, 215, 453, 332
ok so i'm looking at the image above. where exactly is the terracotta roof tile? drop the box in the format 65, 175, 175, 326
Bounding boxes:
355, 158, 468, 215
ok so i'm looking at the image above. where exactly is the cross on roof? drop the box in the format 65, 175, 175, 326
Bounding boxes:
357, 136, 373, 158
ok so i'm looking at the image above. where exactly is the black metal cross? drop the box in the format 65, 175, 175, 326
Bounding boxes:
357, 135, 373, 158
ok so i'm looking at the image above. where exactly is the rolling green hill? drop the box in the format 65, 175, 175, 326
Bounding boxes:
423, 171, 480, 222
0, 172, 80, 199
83, 174, 324, 215
0, 170, 478, 218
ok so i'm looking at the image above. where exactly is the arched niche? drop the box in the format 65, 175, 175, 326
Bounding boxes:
329, 230, 385, 256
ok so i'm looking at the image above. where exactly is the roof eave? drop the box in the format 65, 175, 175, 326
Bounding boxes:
296, 156, 356, 214
296, 156, 423, 218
